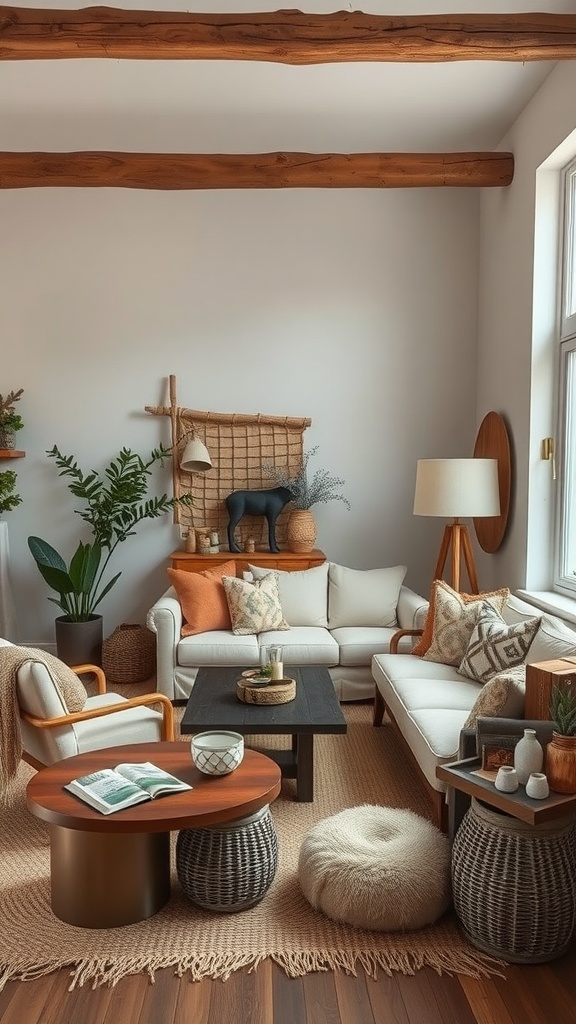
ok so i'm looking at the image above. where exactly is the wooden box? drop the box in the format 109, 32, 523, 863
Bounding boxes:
525, 658, 576, 720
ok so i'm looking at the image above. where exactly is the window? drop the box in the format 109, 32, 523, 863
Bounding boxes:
555, 160, 576, 594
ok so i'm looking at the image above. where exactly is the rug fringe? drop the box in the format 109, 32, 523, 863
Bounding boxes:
0, 945, 506, 990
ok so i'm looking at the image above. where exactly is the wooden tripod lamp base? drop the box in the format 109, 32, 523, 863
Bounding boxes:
433, 521, 479, 594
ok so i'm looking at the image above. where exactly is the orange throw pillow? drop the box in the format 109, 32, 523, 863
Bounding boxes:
412, 579, 510, 658
167, 560, 236, 636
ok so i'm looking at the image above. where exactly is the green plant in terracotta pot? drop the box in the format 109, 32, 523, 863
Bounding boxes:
28, 443, 192, 665
546, 682, 576, 794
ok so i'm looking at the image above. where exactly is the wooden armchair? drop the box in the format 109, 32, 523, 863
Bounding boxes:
12, 652, 174, 770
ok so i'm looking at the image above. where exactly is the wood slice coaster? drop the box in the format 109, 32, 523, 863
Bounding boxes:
236, 677, 296, 705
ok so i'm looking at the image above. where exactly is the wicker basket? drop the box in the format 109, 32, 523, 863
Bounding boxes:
102, 623, 156, 684
452, 797, 576, 963
176, 805, 278, 912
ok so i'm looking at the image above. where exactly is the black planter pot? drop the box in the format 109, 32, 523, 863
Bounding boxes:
55, 615, 103, 667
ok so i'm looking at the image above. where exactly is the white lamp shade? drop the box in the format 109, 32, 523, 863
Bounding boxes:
180, 437, 212, 473
413, 458, 500, 519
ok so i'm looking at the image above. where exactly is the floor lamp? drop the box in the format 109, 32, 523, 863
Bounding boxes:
413, 458, 500, 594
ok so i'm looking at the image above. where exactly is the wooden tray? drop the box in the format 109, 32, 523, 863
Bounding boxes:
236, 677, 296, 705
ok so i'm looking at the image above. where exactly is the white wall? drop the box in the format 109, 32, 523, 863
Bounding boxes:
1, 182, 480, 645
478, 61, 576, 591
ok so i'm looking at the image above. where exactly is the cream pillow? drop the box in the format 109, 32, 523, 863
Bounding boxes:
327, 563, 407, 629
248, 562, 329, 627
459, 603, 541, 684
462, 665, 526, 730
222, 573, 290, 635
420, 581, 509, 667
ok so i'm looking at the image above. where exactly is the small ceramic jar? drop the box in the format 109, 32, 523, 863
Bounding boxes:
495, 765, 519, 793
525, 772, 550, 800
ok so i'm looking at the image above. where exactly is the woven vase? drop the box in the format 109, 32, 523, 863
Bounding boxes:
102, 623, 156, 684
286, 509, 317, 553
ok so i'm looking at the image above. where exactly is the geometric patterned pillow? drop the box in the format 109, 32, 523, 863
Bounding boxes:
222, 573, 290, 636
458, 602, 541, 684
418, 580, 509, 667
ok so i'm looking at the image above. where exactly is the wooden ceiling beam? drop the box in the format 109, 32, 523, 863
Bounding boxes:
0, 152, 514, 189
1, 8, 575, 63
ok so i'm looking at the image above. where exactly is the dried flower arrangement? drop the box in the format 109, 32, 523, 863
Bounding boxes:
263, 446, 351, 511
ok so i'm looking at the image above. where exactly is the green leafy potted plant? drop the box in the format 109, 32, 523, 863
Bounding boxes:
0, 388, 24, 450
546, 682, 576, 794
0, 470, 22, 515
263, 445, 350, 553
28, 443, 192, 665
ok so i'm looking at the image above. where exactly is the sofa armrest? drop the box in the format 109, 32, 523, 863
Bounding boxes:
397, 586, 429, 631
146, 587, 183, 700
389, 628, 423, 654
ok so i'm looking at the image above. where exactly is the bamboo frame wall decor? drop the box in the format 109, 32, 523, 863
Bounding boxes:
145, 376, 311, 551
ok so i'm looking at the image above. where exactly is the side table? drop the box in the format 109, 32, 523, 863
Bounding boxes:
437, 757, 576, 963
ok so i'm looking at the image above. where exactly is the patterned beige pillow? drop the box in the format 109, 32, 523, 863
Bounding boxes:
421, 581, 509, 667
462, 665, 526, 729
222, 573, 290, 635
459, 602, 541, 684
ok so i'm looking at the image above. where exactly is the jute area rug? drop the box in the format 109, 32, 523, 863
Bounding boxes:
0, 702, 503, 989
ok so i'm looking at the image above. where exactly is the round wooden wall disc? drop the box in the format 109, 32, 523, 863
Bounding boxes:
473, 411, 511, 553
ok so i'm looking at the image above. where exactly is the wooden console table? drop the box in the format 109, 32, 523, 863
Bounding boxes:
170, 548, 326, 576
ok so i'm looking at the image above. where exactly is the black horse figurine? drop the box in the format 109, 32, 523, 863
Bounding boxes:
225, 486, 292, 553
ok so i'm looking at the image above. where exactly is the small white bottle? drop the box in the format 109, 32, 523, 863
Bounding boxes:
513, 728, 544, 786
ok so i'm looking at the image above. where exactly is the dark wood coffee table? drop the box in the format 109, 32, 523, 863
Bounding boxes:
180, 665, 347, 801
26, 741, 281, 928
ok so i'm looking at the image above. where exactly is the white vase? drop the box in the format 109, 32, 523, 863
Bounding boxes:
0, 521, 17, 641
525, 772, 550, 800
513, 728, 544, 785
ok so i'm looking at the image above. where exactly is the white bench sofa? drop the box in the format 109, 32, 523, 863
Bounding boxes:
147, 560, 428, 702
371, 586, 576, 828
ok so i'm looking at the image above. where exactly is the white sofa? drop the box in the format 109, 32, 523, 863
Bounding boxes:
147, 560, 428, 701
371, 589, 576, 827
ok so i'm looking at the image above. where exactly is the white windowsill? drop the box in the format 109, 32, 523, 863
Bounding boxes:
517, 589, 576, 627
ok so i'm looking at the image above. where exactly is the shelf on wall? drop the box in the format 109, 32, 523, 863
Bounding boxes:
0, 450, 25, 458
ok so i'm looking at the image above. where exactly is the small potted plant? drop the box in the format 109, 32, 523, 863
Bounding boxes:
263, 445, 350, 552
28, 443, 192, 665
0, 470, 22, 516
546, 681, 576, 793
0, 388, 24, 450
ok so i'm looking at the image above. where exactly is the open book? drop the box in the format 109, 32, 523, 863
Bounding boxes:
65, 761, 192, 814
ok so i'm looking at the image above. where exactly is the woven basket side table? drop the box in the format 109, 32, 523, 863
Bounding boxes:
176, 805, 278, 913
452, 797, 576, 963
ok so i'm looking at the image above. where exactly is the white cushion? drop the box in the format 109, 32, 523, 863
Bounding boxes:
177, 631, 259, 667
330, 626, 403, 666
258, 626, 339, 667
327, 563, 407, 629
248, 562, 329, 627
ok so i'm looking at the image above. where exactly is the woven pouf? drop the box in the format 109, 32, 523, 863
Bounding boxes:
176, 805, 278, 913
298, 804, 451, 931
452, 797, 576, 963
102, 623, 156, 684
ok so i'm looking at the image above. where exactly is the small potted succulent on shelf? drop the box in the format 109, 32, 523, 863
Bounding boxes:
0, 388, 24, 450
546, 682, 576, 794
263, 445, 351, 553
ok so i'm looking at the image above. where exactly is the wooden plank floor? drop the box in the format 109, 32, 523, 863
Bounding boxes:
1, 952, 576, 1023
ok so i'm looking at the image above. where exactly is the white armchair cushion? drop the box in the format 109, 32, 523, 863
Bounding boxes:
15, 653, 87, 719
248, 562, 329, 626
328, 563, 407, 628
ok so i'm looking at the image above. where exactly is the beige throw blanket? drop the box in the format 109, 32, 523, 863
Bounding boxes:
0, 646, 87, 803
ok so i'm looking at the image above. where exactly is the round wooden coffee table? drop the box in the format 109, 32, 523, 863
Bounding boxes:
26, 741, 281, 928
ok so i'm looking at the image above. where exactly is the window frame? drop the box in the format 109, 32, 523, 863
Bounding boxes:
554, 158, 576, 596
